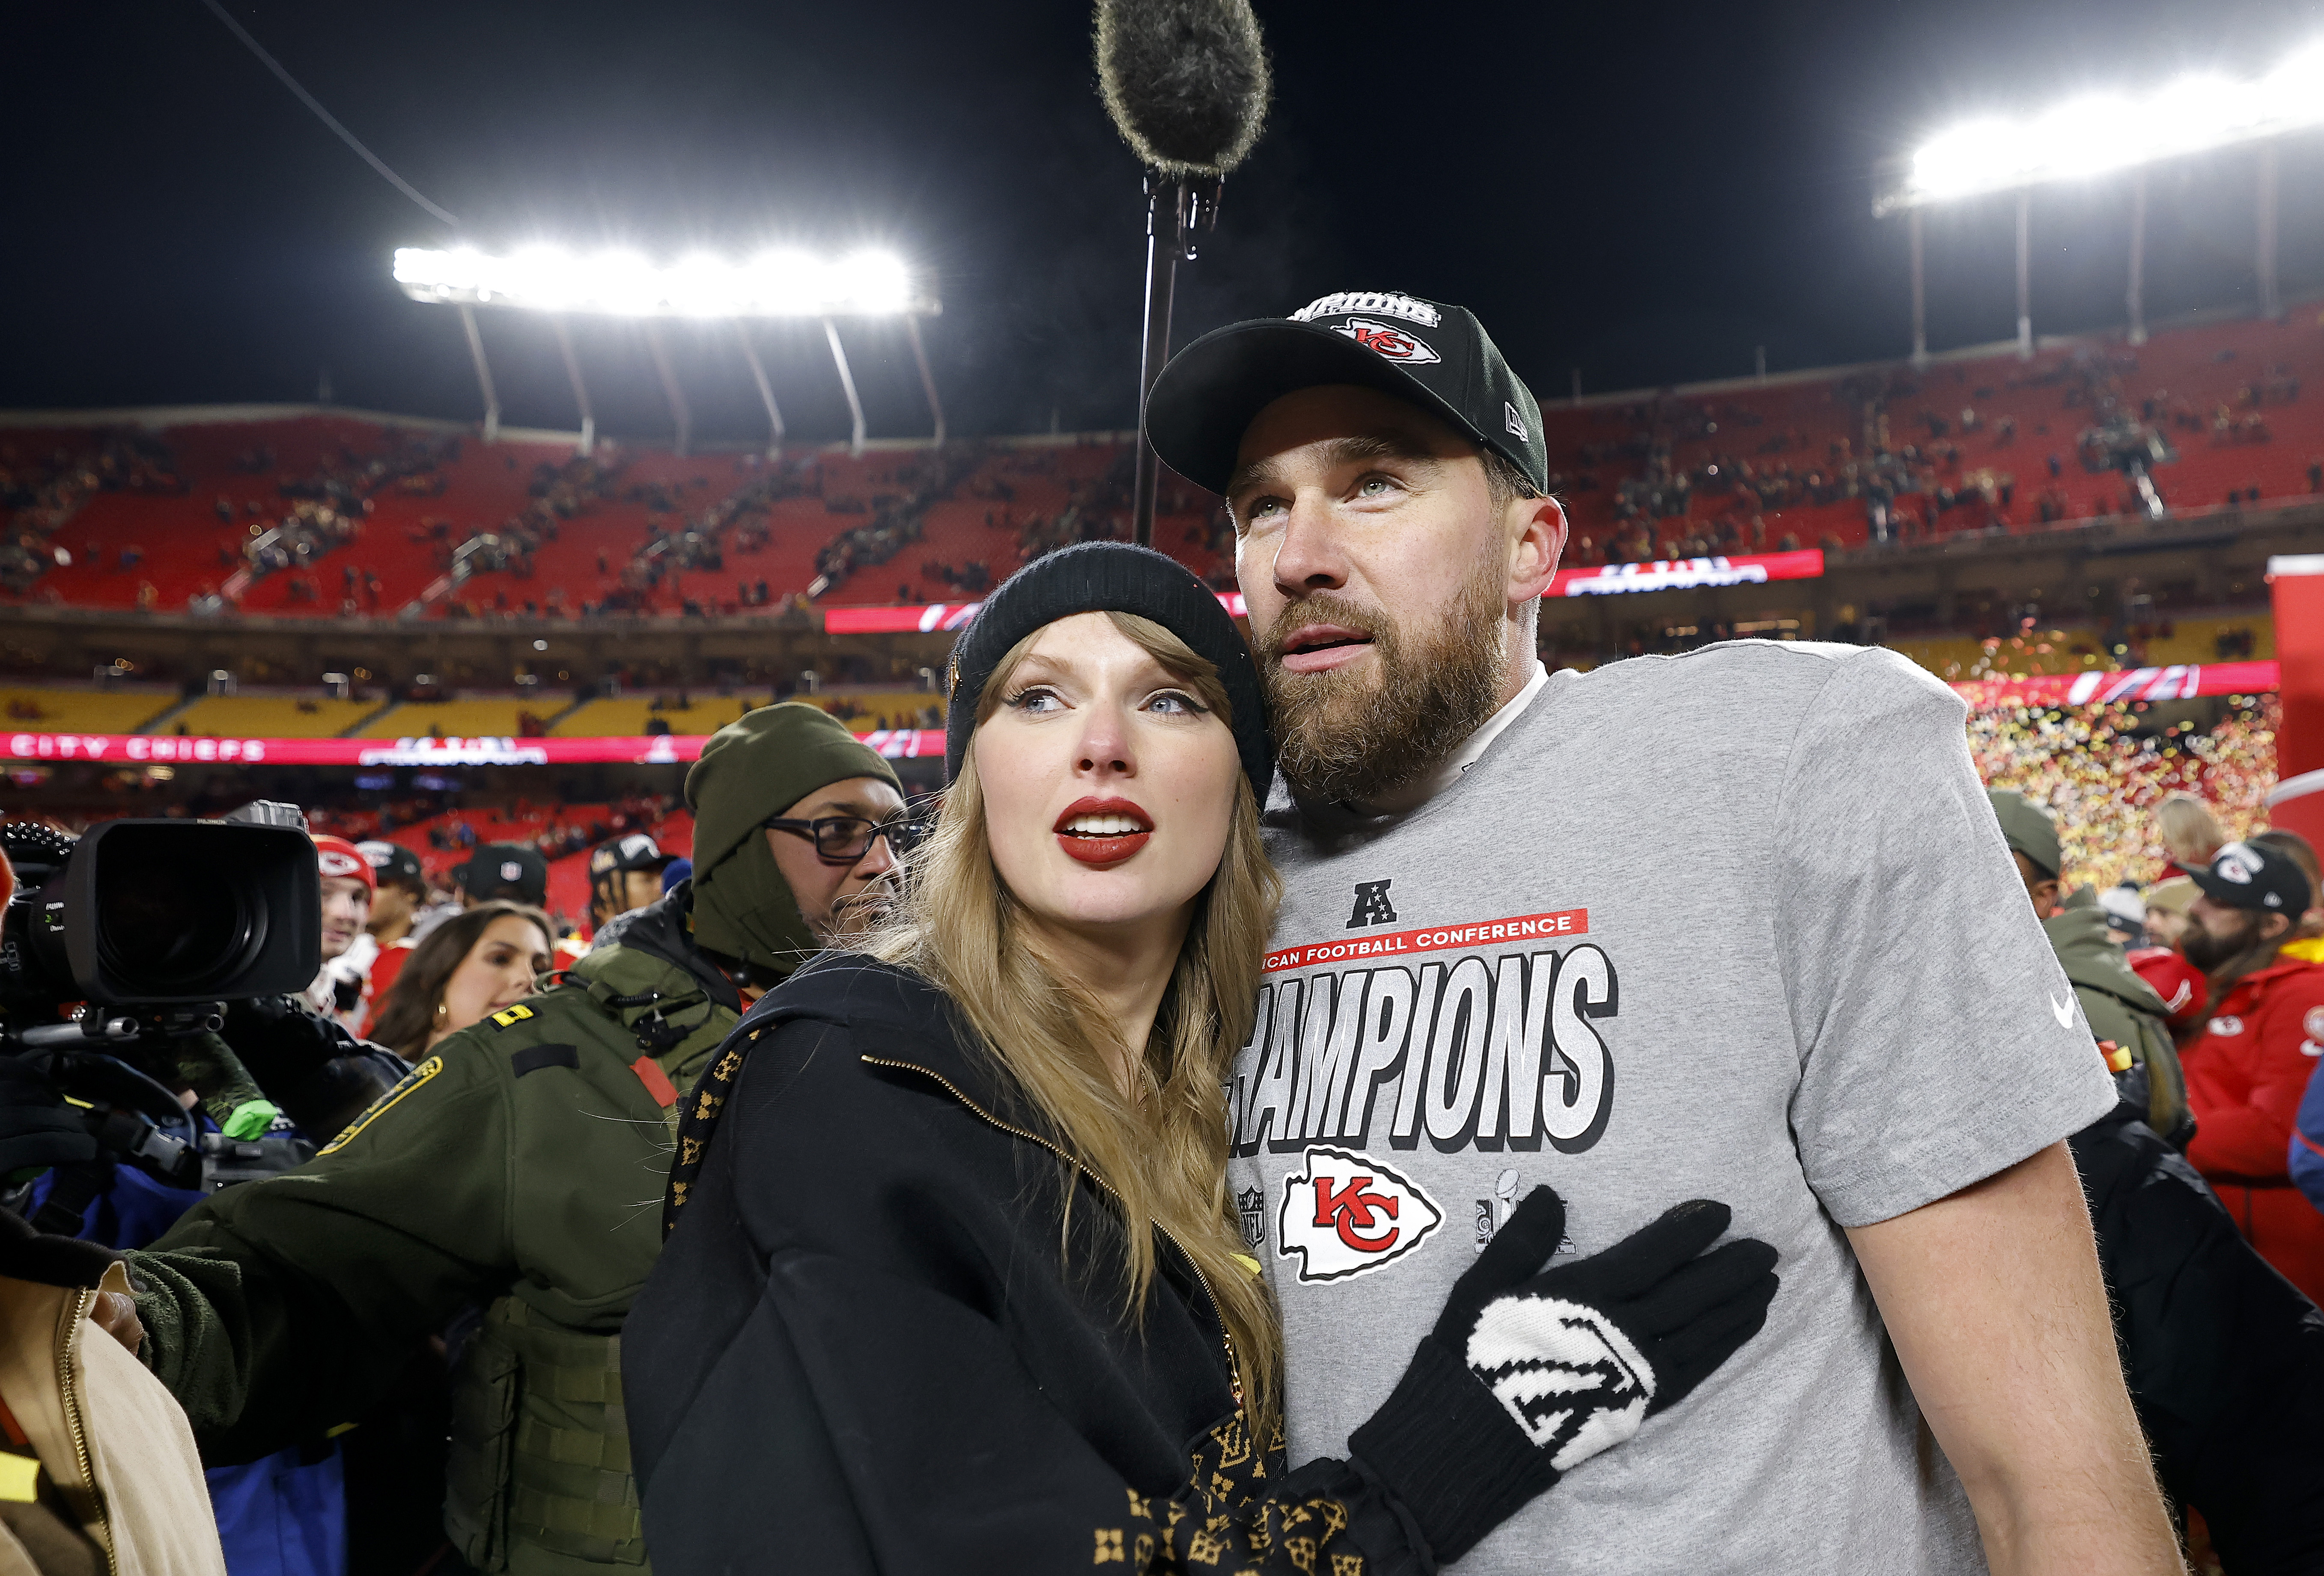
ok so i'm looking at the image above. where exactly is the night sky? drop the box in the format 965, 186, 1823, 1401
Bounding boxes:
12, 0, 2324, 449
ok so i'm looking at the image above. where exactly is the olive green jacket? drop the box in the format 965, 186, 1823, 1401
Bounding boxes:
127, 897, 740, 1576
2044, 902, 2188, 1141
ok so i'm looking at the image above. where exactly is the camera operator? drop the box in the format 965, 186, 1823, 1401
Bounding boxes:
121, 705, 907, 1576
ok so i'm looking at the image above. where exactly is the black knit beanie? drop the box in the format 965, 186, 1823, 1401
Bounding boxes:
943, 542, 1273, 793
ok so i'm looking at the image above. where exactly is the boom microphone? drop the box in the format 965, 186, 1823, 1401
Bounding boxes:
1095, 0, 1272, 177
1094, 0, 1274, 544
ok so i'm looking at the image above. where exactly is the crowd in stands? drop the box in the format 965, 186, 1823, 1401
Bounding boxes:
4, 312, 2318, 626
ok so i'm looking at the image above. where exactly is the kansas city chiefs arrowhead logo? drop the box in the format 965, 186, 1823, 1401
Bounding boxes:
1334, 318, 1441, 365
1277, 1145, 1443, 1283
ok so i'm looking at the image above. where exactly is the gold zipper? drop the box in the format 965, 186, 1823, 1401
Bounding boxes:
58, 1288, 112, 1572
860, 1054, 1245, 1409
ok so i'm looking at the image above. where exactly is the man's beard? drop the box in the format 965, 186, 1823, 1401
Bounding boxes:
2181, 909, 2270, 977
1257, 549, 1508, 807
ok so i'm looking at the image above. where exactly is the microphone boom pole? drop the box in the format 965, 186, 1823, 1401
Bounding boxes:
1133, 174, 1218, 545
1092, 0, 1272, 546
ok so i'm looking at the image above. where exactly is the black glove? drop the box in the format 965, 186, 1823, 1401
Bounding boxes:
0, 1058, 97, 1180
1350, 1188, 1778, 1564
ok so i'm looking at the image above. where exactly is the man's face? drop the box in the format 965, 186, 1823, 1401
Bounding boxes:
367, 882, 418, 935
2181, 894, 2285, 972
2010, 852, 2061, 918
593, 868, 664, 926
1225, 385, 1562, 804
2144, 904, 2189, 950
764, 775, 908, 945
318, 876, 371, 960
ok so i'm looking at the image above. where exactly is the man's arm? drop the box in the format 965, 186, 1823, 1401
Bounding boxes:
128, 1042, 512, 1463
1846, 1142, 2183, 1576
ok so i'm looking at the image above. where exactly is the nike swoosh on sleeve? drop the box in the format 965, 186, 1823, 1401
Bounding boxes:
2050, 993, 2076, 1028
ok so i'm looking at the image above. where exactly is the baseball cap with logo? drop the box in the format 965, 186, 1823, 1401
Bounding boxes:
1143, 290, 1548, 497
589, 832, 676, 879
2189, 839, 2314, 916
356, 839, 426, 892
312, 834, 377, 897
453, 844, 550, 908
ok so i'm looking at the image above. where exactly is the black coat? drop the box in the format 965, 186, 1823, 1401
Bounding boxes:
2073, 1074, 2324, 1572
624, 957, 1427, 1576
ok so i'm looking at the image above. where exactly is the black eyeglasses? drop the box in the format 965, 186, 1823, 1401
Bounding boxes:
762, 813, 930, 866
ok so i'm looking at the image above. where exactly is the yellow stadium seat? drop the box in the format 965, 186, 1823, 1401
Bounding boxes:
165, 695, 387, 738
0, 686, 179, 734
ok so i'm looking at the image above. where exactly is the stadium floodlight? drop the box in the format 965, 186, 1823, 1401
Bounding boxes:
1879, 42, 2324, 212
392, 245, 943, 458
1877, 39, 2324, 365
391, 245, 937, 318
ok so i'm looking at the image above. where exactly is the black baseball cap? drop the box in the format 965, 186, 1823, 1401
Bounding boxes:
356, 839, 426, 892
2189, 840, 2314, 916
453, 844, 550, 908
1144, 290, 1548, 497
590, 832, 675, 878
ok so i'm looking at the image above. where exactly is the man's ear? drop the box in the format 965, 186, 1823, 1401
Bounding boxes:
2261, 910, 2295, 946
1509, 493, 1567, 603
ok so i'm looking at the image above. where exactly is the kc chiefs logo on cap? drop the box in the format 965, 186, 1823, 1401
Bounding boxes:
1276, 1144, 1443, 1283
1333, 317, 1441, 365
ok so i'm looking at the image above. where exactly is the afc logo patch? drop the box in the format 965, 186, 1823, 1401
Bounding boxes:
1347, 879, 1398, 929
1333, 318, 1441, 365
1277, 1145, 1443, 1283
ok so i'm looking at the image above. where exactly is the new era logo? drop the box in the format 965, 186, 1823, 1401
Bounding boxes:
1505, 401, 1528, 440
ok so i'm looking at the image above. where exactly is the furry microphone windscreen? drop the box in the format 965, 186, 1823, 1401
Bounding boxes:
1095, 0, 1272, 178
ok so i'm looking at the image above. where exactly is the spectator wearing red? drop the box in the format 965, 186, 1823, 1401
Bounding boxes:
2178, 839, 2324, 1302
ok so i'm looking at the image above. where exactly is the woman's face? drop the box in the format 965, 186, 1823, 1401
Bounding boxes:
431, 916, 552, 1047
974, 612, 1241, 943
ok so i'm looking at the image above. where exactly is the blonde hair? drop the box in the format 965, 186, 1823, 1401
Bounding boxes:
2157, 793, 2226, 866
867, 612, 1284, 1433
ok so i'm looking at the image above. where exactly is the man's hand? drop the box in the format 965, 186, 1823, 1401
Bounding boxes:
1846, 1142, 2183, 1575
89, 1290, 144, 1356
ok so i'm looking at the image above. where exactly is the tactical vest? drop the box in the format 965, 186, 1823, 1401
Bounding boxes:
443, 940, 737, 1576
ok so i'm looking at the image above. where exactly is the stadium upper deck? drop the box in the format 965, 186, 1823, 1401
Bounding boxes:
6, 308, 2319, 629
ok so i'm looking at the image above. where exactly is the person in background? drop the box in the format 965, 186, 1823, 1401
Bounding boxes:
1973, 806, 2324, 1573
123, 705, 907, 1576
368, 901, 554, 1062
356, 840, 430, 1032
587, 832, 677, 931
450, 843, 549, 911
2178, 840, 2324, 1302
1992, 788, 2187, 1141
2251, 829, 2324, 966
2155, 792, 2226, 883
304, 834, 376, 1028
2143, 875, 2199, 952
2098, 883, 2148, 950
659, 856, 692, 895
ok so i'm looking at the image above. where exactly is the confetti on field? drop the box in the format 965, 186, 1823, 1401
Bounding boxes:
1968, 696, 2279, 891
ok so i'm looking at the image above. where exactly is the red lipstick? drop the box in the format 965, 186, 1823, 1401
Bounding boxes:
1053, 796, 1153, 866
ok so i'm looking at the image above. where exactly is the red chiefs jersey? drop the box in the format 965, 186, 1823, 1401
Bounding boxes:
2181, 956, 2324, 1302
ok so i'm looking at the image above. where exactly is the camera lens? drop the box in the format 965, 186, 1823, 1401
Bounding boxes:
89, 826, 268, 997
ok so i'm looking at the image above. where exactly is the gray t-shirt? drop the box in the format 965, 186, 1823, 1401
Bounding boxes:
1228, 640, 2116, 1576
